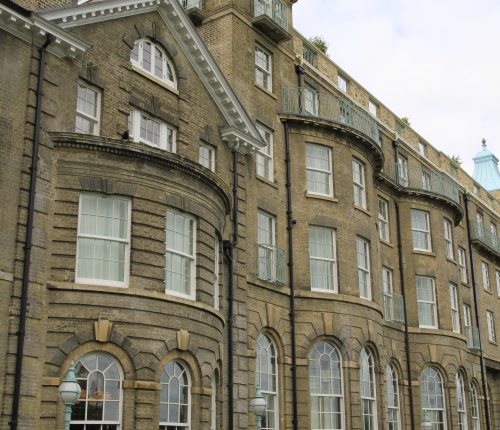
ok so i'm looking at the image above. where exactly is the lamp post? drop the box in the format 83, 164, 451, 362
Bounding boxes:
250, 384, 267, 430
58, 363, 81, 430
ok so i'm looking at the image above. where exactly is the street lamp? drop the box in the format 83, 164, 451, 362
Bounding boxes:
58, 362, 81, 430
250, 384, 266, 430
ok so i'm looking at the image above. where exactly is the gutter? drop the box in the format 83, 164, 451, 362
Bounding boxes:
10, 33, 54, 430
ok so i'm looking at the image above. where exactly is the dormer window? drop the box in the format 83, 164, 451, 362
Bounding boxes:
130, 39, 177, 88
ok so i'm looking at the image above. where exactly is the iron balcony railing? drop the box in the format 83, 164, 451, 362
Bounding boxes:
254, 0, 288, 31
181, 0, 202, 10
384, 293, 405, 324
465, 326, 481, 350
256, 244, 285, 285
281, 86, 380, 145
469, 220, 500, 255
389, 163, 461, 204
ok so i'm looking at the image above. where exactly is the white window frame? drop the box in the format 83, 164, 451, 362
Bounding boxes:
304, 83, 319, 116
309, 226, 338, 293
357, 237, 371, 300
420, 368, 447, 430
419, 142, 427, 157
76, 81, 101, 135
165, 209, 196, 300
210, 375, 217, 430
337, 74, 347, 93
368, 99, 377, 117
352, 158, 367, 209
386, 364, 401, 430
255, 45, 272, 92
496, 270, 500, 297
306, 144, 333, 197
256, 334, 279, 430
456, 373, 468, 430
214, 237, 220, 310
256, 124, 274, 181
477, 212, 484, 237
416, 276, 438, 329
458, 247, 467, 284
396, 153, 408, 186
160, 360, 191, 429
75, 194, 131, 288
130, 38, 177, 88
449, 283, 460, 333
491, 223, 498, 248
199, 143, 216, 171
482, 262, 490, 291
422, 168, 432, 191
257, 210, 277, 282
378, 197, 390, 242
411, 209, 432, 252
128, 109, 176, 153
360, 348, 378, 430
443, 218, 454, 259
487, 311, 496, 343
471, 383, 481, 430
383, 267, 394, 322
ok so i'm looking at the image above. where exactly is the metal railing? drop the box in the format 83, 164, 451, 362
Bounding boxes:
181, 0, 202, 10
384, 293, 405, 324
281, 86, 380, 145
469, 220, 500, 255
466, 326, 481, 350
256, 244, 285, 285
389, 164, 461, 204
254, 0, 288, 31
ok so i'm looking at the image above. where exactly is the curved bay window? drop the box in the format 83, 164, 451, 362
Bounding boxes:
309, 341, 344, 430
420, 367, 446, 430
359, 348, 377, 430
386, 364, 401, 430
160, 361, 191, 429
71, 352, 123, 429
256, 334, 279, 430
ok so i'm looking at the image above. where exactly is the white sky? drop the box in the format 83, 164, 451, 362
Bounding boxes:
293, 0, 500, 176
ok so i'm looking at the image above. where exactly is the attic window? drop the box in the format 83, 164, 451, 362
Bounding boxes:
130, 39, 177, 89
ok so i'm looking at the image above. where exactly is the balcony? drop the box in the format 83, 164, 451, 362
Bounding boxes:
389, 164, 461, 205
180, 0, 203, 24
256, 244, 286, 285
253, 0, 290, 42
384, 293, 405, 324
281, 86, 381, 147
466, 326, 481, 351
469, 221, 500, 257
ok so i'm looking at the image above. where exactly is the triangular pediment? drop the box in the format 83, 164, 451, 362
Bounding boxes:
40, 0, 265, 153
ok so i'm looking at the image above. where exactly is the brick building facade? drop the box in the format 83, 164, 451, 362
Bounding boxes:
0, 0, 499, 429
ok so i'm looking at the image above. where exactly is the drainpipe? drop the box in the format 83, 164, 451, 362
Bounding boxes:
464, 194, 491, 430
223, 149, 238, 430
394, 202, 416, 430
10, 34, 54, 430
283, 120, 299, 430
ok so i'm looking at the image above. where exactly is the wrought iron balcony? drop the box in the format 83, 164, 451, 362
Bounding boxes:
389, 164, 461, 204
465, 326, 481, 351
180, 0, 203, 24
384, 293, 405, 324
253, 0, 290, 42
469, 220, 500, 256
280, 86, 381, 146
256, 244, 285, 285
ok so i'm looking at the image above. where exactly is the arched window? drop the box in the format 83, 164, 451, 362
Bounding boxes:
386, 364, 401, 430
359, 348, 377, 430
130, 39, 177, 88
309, 341, 344, 430
456, 373, 468, 430
420, 367, 446, 430
210, 373, 217, 430
71, 352, 123, 429
256, 334, 279, 430
160, 361, 191, 429
470, 382, 481, 430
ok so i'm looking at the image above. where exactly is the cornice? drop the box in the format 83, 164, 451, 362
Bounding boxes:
50, 132, 232, 213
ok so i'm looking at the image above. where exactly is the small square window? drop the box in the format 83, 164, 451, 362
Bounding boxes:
76, 82, 101, 135
337, 74, 348, 93
199, 144, 215, 171
472, 184, 480, 196
419, 142, 426, 156
255, 45, 272, 92
368, 100, 377, 117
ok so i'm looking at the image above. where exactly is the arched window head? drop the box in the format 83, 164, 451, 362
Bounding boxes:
359, 348, 377, 430
71, 352, 123, 429
386, 364, 401, 430
160, 361, 191, 429
130, 39, 177, 88
470, 382, 481, 430
309, 341, 343, 430
420, 367, 446, 430
456, 373, 468, 430
256, 334, 279, 430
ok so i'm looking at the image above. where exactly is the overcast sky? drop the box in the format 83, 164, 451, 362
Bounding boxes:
293, 0, 500, 176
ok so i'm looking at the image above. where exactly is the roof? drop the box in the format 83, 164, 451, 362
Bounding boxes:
472, 140, 500, 191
